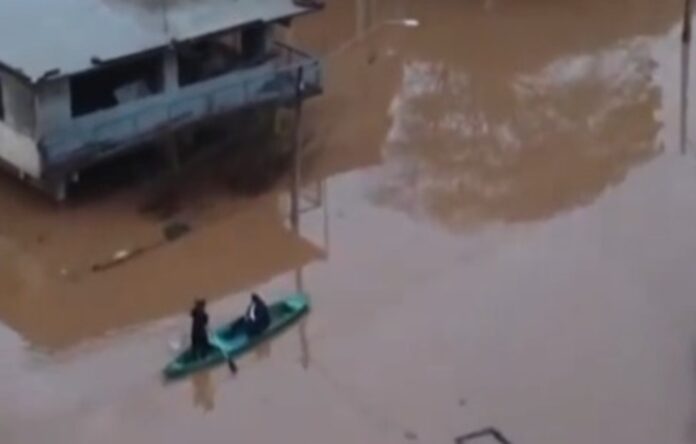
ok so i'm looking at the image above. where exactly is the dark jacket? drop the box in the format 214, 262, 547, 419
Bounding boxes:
245, 296, 270, 332
191, 306, 209, 343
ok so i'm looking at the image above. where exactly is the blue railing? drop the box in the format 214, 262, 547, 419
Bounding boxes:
42, 44, 322, 163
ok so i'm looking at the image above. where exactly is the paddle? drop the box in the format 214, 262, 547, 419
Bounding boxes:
209, 334, 238, 375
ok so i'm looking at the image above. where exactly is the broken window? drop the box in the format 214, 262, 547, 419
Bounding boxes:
177, 34, 243, 86
70, 53, 164, 117
177, 25, 270, 86
241, 23, 267, 62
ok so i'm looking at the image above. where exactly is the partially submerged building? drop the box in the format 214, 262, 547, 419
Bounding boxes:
0, 0, 323, 199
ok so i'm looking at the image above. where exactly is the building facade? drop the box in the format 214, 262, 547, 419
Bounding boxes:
0, 0, 323, 199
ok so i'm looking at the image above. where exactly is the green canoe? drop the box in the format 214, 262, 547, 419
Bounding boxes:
163, 293, 310, 380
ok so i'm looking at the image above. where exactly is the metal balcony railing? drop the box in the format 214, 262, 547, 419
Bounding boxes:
42, 43, 322, 165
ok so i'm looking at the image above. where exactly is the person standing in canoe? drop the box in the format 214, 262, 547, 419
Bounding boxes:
191, 299, 212, 358
244, 293, 270, 336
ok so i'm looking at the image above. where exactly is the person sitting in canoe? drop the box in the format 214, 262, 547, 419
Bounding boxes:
245, 293, 271, 336
229, 293, 271, 337
191, 299, 212, 358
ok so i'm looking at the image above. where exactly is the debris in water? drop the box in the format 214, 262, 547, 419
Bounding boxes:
92, 247, 146, 272
387, 18, 420, 28
113, 250, 131, 261
459, 398, 467, 407
58, 267, 81, 282
91, 226, 185, 273
163, 221, 192, 242
404, 430, 418, 441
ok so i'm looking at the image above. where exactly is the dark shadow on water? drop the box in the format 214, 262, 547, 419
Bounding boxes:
67, 145, 164, 203
61, 106, 294, 213
0, 106, 327, 352
298, 316, 311, 370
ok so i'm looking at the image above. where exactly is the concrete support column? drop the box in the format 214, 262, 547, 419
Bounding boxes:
163, 48, 179, 93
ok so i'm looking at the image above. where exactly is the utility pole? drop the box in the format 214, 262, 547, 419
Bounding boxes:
160, 0, 169, 35
684, 0, 693, 43
681, 43, 691, 154
289, 66, 305, 232
682, 0, 693, 154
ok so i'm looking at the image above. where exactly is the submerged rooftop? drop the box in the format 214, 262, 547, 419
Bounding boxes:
0, 0, 316, 83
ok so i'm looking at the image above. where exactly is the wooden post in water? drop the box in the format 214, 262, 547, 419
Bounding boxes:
290, 66, 304, 232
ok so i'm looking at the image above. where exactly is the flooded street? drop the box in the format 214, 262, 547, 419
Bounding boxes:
4, 0, 696, 442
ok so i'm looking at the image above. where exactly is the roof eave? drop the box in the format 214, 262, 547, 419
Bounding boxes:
0, 60, 34, 85
9, 2, 324, 84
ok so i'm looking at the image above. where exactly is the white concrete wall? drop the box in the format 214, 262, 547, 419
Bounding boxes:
0, 121, 40, 178
0, 71, 36, 136
0, 71, 41, 178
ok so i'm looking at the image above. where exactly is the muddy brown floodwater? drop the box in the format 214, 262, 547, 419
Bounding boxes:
3, 0, 696, 443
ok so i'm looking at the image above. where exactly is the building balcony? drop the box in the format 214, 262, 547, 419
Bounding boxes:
40, 42, 322, 175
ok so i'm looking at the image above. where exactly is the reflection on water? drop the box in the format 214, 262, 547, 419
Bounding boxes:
0, 182, 325, 350
0, 116, 331, 352
681, 40, 691, 154
254, 340, 272, 361
293, 0, 680, 231
0, 0, 684, 359
298, 317, 311, 370
0, 238, 44, 298
191, 369, 215, 412
4, 1, 696, 444
294, 267, 311, 370
373, 30, 666, 229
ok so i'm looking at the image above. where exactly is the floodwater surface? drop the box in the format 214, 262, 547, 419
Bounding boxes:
3, 0, 696, 443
